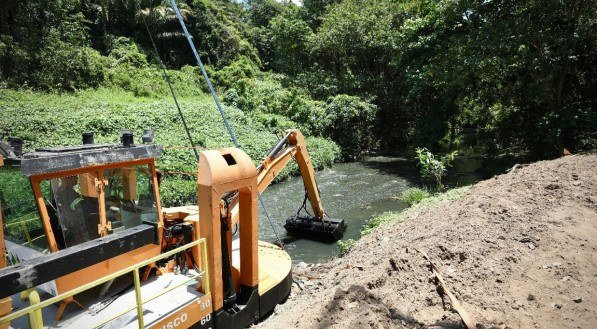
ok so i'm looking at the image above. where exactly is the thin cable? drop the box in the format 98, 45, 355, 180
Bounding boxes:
259, 196, 283, 248
168, 0, 239, 148
168, 0, 283, 248
142, 15, 199, 161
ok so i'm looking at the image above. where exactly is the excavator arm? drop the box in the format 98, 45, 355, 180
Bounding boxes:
228, 129, 346, 241
228, 129, 324, 222
256, 130, 324, 218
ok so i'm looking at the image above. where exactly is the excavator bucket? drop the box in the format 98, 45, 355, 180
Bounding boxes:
284, 215, 347, 242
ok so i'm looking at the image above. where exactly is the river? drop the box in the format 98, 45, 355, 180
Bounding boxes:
257, 155, 422, 264
256, 153, 496, 264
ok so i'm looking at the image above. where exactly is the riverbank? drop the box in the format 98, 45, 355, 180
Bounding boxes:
259, 153, 597, 328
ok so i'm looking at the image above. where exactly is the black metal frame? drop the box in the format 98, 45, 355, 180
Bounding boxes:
0, 224, 157, 299
15, 144, 162, 176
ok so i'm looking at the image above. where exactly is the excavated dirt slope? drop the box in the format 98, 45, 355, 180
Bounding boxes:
259, 153, 597, 329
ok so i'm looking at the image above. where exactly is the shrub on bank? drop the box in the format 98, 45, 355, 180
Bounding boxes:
323, 95, 378, 161
401, 187, 430, 206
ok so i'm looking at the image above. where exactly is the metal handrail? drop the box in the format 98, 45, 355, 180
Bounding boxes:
0, 238, 210, 329
92, 269, 204, 328
4, 216, 38, 226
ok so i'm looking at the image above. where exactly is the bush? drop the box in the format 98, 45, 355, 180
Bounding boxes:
401, 187, 430, 206
212, 56, 260, 90
159, 178, 198, 208
35, 45, 108, 91
286, 93, 326, 136
538, 100, 597, 155
104, 65, 201, 98
231, 74, 289, 113
108, 37, 149, 68
0, 168, 33, 211
324, 95, 378, 160
226, 73, 327, 136
304, 137, 342, 170
415, 148, 458, 191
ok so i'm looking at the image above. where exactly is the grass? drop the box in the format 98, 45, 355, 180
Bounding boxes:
362, 186, 470, 236
0, 88, 341, 235
400, 187, 431, 206
337, 186, 471, 254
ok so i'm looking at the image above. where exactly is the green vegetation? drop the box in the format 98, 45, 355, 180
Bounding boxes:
323, 95, 378, 161
401, 187, 431, 206
359, 186, 470, 239
2, 0, 595, 159
0, 89, 340, 208
337, 238, 356, 255
1, 0, 595, 222
415, 148, 458, 191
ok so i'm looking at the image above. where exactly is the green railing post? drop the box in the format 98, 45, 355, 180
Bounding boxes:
20, 221, 32, 246
201, 239, 210, 294
27, 291, 43, 329
133, 268, 144, 329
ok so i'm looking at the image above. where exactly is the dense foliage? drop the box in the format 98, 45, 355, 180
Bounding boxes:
0, 89, 340, 208
1, 0, 596, 160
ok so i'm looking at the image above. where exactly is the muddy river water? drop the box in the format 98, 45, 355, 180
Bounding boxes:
257, 156, 419, 264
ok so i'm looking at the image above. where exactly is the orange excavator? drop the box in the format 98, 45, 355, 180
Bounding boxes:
0, 128, 346, 328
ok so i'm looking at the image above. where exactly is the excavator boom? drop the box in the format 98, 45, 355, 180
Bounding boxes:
257, 130, 324, 218
230, 129, 346, 241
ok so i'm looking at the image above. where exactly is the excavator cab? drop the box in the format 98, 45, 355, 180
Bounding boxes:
0, 134, 165, 323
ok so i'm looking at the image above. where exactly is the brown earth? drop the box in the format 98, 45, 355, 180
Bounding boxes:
258, 153, 597, 329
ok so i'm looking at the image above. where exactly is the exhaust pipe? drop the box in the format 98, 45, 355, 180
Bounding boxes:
120, 130, 134, 147
82, 131, 94, 145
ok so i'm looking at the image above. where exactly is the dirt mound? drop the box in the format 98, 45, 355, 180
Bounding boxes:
259, 154, 597, 329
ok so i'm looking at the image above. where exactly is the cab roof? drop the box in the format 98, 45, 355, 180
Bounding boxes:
18, 143, 162, 177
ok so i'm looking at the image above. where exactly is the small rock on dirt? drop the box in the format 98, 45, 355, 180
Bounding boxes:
545, 183, 561, 190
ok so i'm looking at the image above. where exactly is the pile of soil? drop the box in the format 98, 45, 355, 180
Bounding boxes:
259, 153, 597, 329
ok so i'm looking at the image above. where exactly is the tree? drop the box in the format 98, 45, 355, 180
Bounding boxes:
247, 0, 284, 27
324, 95, 378, 160
268, 9, 313, 76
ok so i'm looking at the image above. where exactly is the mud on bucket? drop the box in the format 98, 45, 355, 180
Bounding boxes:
284, 215, 347, 242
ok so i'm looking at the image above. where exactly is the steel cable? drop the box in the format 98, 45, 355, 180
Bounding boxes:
167, 0, 284, 248
141, 14, 199, 161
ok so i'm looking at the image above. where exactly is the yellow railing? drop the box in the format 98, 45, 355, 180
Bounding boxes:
0, 238, 210, 329
4, 216, 40, 246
